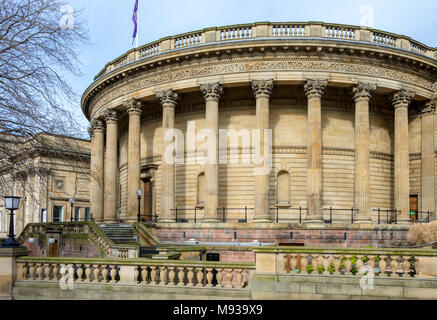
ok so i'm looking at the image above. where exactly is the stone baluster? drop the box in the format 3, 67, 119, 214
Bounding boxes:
84, 265, 92, 282
235, 269, 244, 288
304, 79, 328, 224
224, 269, 233, 288
157, 90, 178, 222
43, 264, 52, 280
379, 256, 387, 276
59, 265, 67, 282
289, 255, 298, 274
110, 265, 117, 283
177, 267, 185, 286
104, 109, 119, 223
353, 83, 376, 222
52, 264, 59, 280
168, 267, 176, 285
22, 263, 29, 280
36, 263, 43, 280
333, 255, 341, 275
68, 264, 75, 282
301, 255, 308, 274
125, 99, 143, 221
205, 268, 214, 287
150, 266, 158, 285
159, 266, 167, 285
216, 268, 224, 288
76, 264, 84, 282
323, 255, 331, 275
391, 89, 415, 222
186, 267, 194, 286
311, 255, 319, 274
200, 83, 223, 222
367, 256, 376, 275
101, 265, 109, 282
93, 265, 100, 282
344, 255, 353, 275
389, 256, 399, 277
140, 266, 148, 284
90, 119, 105, 222
356, 255, 364, 273
196, 268, 204, 287
251, 80, 274, 222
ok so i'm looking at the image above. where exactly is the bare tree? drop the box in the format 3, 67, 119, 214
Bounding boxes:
0, 0, 89, 202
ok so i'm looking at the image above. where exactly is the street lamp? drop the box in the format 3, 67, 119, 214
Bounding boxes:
136, 189, 142, 222
69, 198, 75, 222
2, 196, 21, 247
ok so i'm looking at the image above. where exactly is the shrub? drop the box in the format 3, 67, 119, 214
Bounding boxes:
407, 221, 437, 245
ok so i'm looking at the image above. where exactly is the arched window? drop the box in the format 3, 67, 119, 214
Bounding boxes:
277, 171, 290, 205
197, 173, 205, 206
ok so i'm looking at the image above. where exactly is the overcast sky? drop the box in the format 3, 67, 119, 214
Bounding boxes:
68, 0, 437, 132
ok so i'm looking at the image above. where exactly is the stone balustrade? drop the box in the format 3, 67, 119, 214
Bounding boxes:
95, 21, 436, 79
16, 257, 254, 288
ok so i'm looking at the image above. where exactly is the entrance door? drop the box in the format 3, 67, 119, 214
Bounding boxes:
144, 179, 153, 221
49, 240, 58, 257
410, 195, 419, 222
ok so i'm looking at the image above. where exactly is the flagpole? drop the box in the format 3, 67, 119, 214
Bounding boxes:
136, 0, 139, 48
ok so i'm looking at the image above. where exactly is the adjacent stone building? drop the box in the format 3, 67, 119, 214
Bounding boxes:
82, 22, 437, 243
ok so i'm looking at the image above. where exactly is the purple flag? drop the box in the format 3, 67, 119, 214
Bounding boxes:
132, 0, 139, 43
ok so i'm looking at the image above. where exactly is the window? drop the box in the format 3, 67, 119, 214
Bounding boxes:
85, 208, 90, 221
75, 207, 80, 221
277, 171, 290, 205
197, 173, 205, 206
53, 206, 63, 222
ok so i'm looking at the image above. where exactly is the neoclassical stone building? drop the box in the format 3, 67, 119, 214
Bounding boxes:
82, 22, 437, 236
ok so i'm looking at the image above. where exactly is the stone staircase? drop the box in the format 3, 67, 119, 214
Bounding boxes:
99, 224, 139, 245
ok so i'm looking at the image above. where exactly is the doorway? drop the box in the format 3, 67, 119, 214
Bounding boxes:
410, 195, 419, 223
143, 179, 153, 222
48, 240, 58, 257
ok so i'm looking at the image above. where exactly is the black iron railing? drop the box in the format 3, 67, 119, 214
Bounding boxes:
171, 208, 203, 223
269, 206, 307, 223
138, 214, 159, 223
373, 208, 399, 225
217, 207, 252, 223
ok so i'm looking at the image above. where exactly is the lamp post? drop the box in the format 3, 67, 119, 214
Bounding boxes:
1, 196, 21, 247
136, 189, 142, 222
69, 198, 75, 222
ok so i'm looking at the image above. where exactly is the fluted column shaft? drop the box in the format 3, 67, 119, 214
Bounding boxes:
304, 80, 328, 222
392, 90, 414, 222
353, 83, 376, 222
251, 80, 274, 222
201, 83, 223, 222
104, 110, 119, 223
91, 119, 105, 223
126, 100, 142, 221
421, 100, 436, 216
157, 90, 178, 222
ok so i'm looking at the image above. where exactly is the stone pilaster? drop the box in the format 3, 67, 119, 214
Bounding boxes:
421, 100, 436, 218
90, 118, 105, 223
125, 99, 143, 222
157, 90, 178, 222
200, 83, 223, 222
353, 83, 376, 223
103, 109, 119, 223
251, 79, 274, 223
304, 79, 328, 224
391, 89, 415, 222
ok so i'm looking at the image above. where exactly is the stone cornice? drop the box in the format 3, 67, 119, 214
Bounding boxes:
353, 82, 377, 102
304, 79, 328, 99
200, 83, 223, 102
391, 89, 415, 108
157, 89, 179, 107
251, 79, 275, 98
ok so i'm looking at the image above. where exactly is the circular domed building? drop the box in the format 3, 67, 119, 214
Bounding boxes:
82, 22, 437, 246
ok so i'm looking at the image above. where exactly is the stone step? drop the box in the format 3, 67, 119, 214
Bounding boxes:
98, 223, 139, 245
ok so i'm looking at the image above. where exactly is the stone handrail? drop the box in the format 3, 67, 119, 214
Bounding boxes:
16, 257, 254, 288
17, 222, 139, 259
95, 21, 437, 79
254, 246, 437, 278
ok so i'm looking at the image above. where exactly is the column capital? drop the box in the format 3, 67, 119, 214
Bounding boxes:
157, 89, 179, 107
353, 82, 377, 102
88, 126, 94, 139
421, 100, 437, 116
304, 79, 328, 99
124, 99, 143, 116
251, 79, 275, 98
391, 89, 415, 109
90, 118, 105, 133
200, 83, 223, 102
103, 109, 119, 124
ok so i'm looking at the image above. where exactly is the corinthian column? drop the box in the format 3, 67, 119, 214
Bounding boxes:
103, 109, 119, 223
125, 99, 142, 222
157, 90, 178, 222
251, 79, 274, 223
304, 79, 328, 224
90, 118, 105, 223
421, 100, 436, 218
353, 83, 376, 223
391, 89, 415, 222
200, 83, 223, 222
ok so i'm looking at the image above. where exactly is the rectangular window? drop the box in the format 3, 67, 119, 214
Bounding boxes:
53, 206, 63, 222
75, 207, 80, 221
85, 208, 90, 221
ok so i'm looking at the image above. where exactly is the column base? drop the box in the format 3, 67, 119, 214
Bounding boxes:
302, 218, 325, 229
